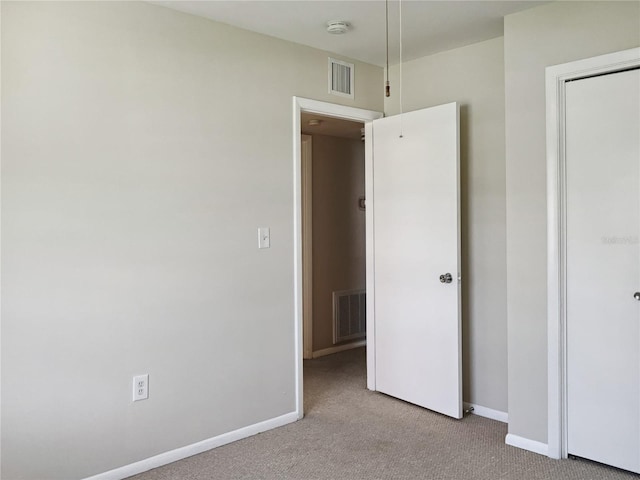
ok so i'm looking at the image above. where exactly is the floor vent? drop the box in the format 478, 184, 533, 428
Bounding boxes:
333, 289, 366, 344
328, 58, 354, 99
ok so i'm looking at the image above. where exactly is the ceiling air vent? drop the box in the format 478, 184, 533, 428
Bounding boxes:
328, 58, 354, 99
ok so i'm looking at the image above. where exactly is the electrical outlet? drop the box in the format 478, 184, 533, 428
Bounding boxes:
133, 374, 149, 401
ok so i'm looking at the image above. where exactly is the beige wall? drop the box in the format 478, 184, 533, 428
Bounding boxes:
6, 2, 638, 476
386, 37, 507, 414
310, 134, 366, 352
0, 2, 382, 478
504, 1, 640, 444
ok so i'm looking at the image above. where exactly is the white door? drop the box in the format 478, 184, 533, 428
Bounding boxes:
566, 68, 640, 472
373, 103, 462, 419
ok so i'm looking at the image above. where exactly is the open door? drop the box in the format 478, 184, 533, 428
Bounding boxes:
372, 103, 462, 419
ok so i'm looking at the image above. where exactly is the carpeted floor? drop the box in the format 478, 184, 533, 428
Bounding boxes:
129, 347, 637, 479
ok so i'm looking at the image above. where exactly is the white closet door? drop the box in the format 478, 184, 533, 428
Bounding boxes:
566, 68, 640, 472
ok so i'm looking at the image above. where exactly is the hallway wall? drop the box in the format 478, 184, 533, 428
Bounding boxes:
311, 134, 366, 352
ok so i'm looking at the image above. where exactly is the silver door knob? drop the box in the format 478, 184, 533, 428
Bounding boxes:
439, 273, 453, 284
634, 292, 640, 301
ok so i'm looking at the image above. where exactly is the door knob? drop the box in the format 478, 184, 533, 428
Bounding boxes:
634, 292, 640, 301
439, 273, 453, 284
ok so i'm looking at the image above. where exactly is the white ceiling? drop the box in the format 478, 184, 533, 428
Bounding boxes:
153, 1, 548, 67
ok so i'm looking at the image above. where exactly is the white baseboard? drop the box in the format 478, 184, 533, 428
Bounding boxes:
505, 433, 549, 456
83, 411, 299, 480
312, 339, 366, 358
463, 402, 508, 423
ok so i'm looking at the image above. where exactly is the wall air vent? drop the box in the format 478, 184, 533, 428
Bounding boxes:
329, 57, 354, 99
333, 289, 366, 344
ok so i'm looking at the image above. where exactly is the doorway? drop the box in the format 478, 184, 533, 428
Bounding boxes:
547, 47, 640, 470
292, 98, 383, 419
301, 113, 367, 361
294, 97, 463, 422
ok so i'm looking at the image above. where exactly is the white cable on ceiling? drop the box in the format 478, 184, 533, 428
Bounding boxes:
399, 0, 404, 138
385, 0, 390, 98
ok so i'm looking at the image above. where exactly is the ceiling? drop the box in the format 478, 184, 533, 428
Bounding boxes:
152, 1, 548, 67
301, 112, 363, 140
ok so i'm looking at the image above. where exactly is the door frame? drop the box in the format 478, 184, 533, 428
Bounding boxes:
301, 134, 313, 360
546, 47, 640, 459
292, 97, 383, 419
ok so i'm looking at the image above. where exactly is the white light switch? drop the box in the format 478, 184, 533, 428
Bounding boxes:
258, 227, 270, 249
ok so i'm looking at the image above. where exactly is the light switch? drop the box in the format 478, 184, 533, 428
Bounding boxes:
258, 227, 270, 249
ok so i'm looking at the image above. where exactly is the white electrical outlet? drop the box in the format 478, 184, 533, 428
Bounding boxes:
133, 374, 149, 401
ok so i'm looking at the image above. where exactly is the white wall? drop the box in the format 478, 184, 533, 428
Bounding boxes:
504, 1, 640, 444
385, 37, 507, 414
0, 2, 382, 478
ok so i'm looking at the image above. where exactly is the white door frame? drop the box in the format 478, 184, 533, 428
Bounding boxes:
301, 134, 313, 360
546, 47, 640, 459
293, 97, 383, 419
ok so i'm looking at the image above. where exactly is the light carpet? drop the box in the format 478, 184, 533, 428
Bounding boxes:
129, 347, 636, 479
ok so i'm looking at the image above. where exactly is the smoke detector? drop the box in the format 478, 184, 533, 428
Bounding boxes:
326, 21, 350, 35
308, 119, 322, 127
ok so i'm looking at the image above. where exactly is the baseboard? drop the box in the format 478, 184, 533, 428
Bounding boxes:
312, 339, 366, 358
505, 433, 549, 456
463, 402, 508, 423
83, 411, 299, 480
